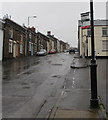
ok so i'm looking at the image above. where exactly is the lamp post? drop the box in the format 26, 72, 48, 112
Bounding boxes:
90, 0, 99, 108
28, 16, 37, 27
25, 16, 36, 56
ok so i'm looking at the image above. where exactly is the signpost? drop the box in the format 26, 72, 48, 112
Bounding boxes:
90, 0, 99, 108
80, 0, 99, 108
80, 12, 90, 58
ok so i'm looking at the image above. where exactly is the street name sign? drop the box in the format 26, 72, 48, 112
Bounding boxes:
81, 12, 90, 22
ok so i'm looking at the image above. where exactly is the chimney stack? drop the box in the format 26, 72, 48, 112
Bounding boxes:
29, 26, 36, 32
47, 31, 51, 36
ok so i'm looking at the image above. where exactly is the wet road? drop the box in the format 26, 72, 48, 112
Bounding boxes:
2, 53, 74, 118
2, 53, 107, 118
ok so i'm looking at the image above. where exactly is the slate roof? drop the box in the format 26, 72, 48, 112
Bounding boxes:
78, 19, 108, 27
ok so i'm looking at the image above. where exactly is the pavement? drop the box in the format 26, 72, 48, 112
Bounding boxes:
48, 54, 107, 119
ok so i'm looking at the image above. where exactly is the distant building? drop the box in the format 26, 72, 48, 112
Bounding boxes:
60, 40, 66, 52
47, 31, 60, 53
47, 31, 55, 52
65, 42, 70, 51
78, 19, 108, 57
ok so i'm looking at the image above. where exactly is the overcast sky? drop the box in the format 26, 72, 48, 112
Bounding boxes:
0, 1, 106, 47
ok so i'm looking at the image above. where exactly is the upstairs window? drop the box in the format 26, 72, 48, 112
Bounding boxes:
29, 42, 31, 51
9, 40, 13, 53
29, 33, 32, 41
9, 29, 13, 39
87, 29, 91, 37
35, 37, 37, 44
102, 27, 108, 36
21, 35, 23, 41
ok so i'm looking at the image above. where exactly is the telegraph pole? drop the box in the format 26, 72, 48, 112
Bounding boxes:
90, 0, 99, 108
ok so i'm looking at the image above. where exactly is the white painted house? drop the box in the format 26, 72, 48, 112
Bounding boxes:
78, 19, 108, 57
0, 20, 4, 61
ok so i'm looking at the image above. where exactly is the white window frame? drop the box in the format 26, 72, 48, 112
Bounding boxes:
29, 33, 32, 41
102, 40, 108, 51
29, 42, 32, 51
20, 44, 23, 54
35, 37, 37, 44
9, 40, 13, 53
21, 35, 23, 41
9, 29, 13, 39
102, 27, 108, 36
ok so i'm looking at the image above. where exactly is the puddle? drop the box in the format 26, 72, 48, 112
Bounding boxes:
51, 75, 61, 78
33, 60, 40, 65
21, 82, 29, 85
50, 83, 54, 85
23, 86, 30, 89
22, 70, 34, 75
51, 64, 62, 66
47, 60, 52, 64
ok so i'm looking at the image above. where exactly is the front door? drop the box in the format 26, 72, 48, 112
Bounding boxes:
31, 44, 33, 56
13, 43, 16, 58
16, 43, 19, 57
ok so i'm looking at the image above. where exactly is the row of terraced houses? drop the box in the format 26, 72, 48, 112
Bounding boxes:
0, 18, 70, 61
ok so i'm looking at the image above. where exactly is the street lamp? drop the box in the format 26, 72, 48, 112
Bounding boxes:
90, 0, 99, 108
28, 16, 37, 27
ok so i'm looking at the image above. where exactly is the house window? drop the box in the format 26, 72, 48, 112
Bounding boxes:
9, 40, 13, 53
102, 40, 108, 51
87, 29, 91, 37
102, 27, 108, 36
21, 35, 23, 41
29, 42, 31, 51
20, 44, 23, 54
29, 33, 32, 41
35, 38, 37, 44
9, 29, 13, 39
35, 45, 37, 52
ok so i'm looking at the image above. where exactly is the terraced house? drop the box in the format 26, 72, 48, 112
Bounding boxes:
60, 40, 66, 52
3, 18, 26, 60
78, 19, 108, 57
27, 27, 37, 56
37, 32, 49, 53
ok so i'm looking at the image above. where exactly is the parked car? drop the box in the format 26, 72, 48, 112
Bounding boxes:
69, 49, 75, 54
36, 49, 47, 56
49, 49, 56, 54
74, 48, 78, 53
64, 50, 68, 52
